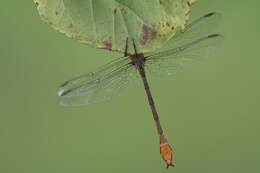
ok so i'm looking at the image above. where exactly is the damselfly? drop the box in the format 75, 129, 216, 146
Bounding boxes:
57, 12, 223, 168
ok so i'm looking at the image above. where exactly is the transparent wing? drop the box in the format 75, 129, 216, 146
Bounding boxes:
57, 56, 139, 106
147, 12, 221, 54
145, 34, 224, 76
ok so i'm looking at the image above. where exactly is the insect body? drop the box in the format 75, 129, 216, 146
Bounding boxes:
58, 12, 223, 168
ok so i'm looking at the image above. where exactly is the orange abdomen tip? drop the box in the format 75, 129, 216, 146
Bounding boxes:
160, 134, 174, 168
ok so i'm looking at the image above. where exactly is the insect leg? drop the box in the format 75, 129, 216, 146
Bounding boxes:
124, 37, 129, 57
132, 38, 138, 55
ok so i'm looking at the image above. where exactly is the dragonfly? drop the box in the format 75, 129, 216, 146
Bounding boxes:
57, 12, 223, 168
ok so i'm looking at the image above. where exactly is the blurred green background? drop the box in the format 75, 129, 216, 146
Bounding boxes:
0, 1, 259, 173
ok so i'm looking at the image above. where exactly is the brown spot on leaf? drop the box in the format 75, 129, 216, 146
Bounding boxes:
103, 41, 112, 50
69, 23, 73, 28
140, 24, 157, 45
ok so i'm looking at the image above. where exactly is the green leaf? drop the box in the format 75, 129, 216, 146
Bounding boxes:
34, 0, 195, 54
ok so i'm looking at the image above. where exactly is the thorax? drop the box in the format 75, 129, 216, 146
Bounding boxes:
130, 53, 145, 70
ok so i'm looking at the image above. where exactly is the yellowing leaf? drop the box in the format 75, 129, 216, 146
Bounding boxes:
34, 0, 195, 54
